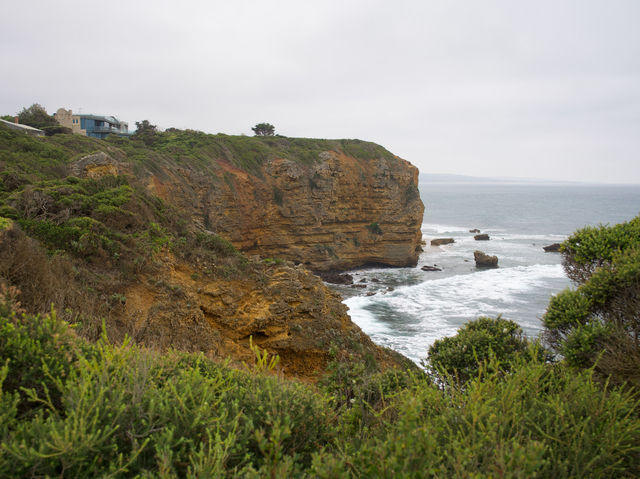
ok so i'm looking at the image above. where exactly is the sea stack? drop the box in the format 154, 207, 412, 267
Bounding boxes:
474, 250, 498, 268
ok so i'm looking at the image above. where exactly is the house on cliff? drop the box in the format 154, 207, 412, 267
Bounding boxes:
54, 108, 131, 139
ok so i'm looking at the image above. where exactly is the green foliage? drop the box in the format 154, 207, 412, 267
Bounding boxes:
562, 215, 640, 284
41, 125, 73, 136
426, 316, 546, 385
366, 222, 383, 235
133, 119, 158, 146
312, 357, 640, 478
17, 103, 58, 129
1, 305, 639, 476
0, 308, 336, 476
251, 122, 275, 136
543, 215, 640, 385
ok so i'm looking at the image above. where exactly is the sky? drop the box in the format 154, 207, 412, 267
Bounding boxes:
1, 0, 639, 183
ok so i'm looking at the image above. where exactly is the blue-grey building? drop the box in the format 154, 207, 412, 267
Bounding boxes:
54, 108, 131, 139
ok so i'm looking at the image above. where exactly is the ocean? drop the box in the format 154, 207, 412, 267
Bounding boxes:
331, 181, 640, 364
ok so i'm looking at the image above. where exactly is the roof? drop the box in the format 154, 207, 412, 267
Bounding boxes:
75, 114, 126, 125
0, 119, 45, 133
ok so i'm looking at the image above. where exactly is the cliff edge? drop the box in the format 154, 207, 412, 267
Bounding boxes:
141, 133, 424, 271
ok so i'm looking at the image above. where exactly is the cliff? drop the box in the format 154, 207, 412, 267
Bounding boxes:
138, 133, 424, 271
0, 125, 422, 379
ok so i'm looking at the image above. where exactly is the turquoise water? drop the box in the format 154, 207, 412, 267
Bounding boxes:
333, 182, 640, 364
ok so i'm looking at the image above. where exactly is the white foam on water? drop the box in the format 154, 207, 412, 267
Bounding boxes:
343, 295, 393, 335
344, 264, 567, 364
422, 223, 470, 234
392, 264, 564, 313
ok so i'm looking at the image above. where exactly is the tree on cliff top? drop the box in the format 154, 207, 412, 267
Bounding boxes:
17, 103, 58, 129
133, 119, 158, 145
251, 122, 275, 136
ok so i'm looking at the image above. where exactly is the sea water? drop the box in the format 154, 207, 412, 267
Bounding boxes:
332, 182, 640, 364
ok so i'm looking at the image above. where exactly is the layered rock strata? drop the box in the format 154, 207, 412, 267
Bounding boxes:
154, 148, 424, 271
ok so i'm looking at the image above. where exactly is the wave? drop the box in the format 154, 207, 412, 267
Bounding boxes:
344, 264, 568, 364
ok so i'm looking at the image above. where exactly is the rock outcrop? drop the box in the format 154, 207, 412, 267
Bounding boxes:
543, 243, 562, 252
431, 238, 455, 246
474, 234, 490, 241
152, 141, 424, 272
421, 265, 442, 272
474, 250, 498, 268
122, 257, 403, 381
0, 129, 420, 382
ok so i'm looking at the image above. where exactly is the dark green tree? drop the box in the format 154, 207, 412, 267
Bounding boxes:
251, 122, 275, 136
133, 120, 158, 145
17, 104, 58, 129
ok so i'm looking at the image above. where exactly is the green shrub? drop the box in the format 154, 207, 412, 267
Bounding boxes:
0, 308, 335, 476
543, 215, 640, 386
426, 316, 546, 385
312, 358, 640, 478
366, 222, 383, 235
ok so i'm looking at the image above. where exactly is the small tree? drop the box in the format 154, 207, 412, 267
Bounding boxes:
17, 104, 58, 129
133, 120, 158, 145
251, 122, 275, 136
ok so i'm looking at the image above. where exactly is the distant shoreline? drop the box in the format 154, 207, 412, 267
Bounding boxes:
419, 173, 640, 187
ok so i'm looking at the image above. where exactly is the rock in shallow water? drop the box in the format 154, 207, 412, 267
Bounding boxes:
421, 265, 442, 272
319, 272, 354, 285
543, 243, 562, 252
474, 250, 498, 268
431, 238, 455, 246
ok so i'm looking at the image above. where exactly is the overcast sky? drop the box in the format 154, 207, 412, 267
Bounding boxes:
2, 1, 639, 183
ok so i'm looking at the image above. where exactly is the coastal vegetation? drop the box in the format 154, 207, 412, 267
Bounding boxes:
1, 121, 639, 476
1, 289, 639, 477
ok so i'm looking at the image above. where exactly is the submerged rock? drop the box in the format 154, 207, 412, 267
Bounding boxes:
474, 250, 498, 268
469, 228, 481, 233
543, 243, 562, 252
421, 265, 442, 272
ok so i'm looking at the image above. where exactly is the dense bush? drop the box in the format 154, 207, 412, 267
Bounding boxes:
312, 357, 640, 478
543, 215, 640, 387
426, 316, 547, 385
0, 302, 337, 477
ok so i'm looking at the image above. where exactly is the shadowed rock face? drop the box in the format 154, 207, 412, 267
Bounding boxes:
158, 149, 424, 272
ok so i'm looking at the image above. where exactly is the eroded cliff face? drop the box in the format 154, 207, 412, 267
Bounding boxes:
151, 146, 424, 272
121, 255, 403, 382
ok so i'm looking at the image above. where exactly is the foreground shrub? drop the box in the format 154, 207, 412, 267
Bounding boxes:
426, 316, 546, 385
0, 308, 336, 477
312, 358, 640, 478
